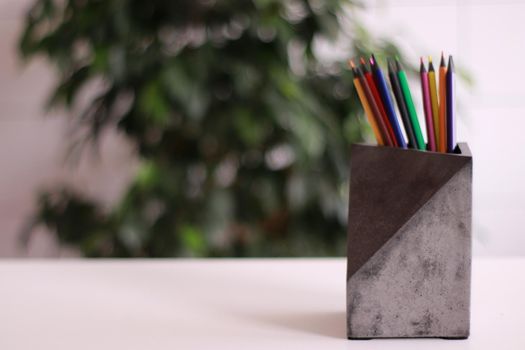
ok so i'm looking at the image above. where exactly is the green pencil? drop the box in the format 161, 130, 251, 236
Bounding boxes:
396, 60, 425, 150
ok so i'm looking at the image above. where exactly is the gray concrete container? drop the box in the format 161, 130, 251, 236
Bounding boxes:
346, 143, 472, 339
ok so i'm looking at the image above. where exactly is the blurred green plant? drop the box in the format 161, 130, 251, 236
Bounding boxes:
19, 0, 406, 257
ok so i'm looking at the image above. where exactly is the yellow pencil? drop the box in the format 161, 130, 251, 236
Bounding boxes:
428, 56, 440, 150
438, 53, 448, 153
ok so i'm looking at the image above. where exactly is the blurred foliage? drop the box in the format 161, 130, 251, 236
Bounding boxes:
19, 0, 407, 257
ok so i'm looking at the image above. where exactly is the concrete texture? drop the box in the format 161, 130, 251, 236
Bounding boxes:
346, 144, 472, 339
346, 144, 471, 280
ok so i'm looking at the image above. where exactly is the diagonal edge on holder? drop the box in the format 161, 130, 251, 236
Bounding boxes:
346, 143, 472, 281
347, 161, 472, 338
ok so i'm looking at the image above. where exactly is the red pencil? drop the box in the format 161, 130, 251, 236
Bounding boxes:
351, 60, 394, 147
360, 57, 398, 147
420, 57, 436, 151
438, 52, 447, 152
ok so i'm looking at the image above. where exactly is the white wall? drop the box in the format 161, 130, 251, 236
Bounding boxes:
0, 0, 136, 257
361, 0, 525, 255
0, 0, 522, 257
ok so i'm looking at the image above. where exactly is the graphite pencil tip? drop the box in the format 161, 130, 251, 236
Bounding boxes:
395, 59, 403, 72
420, 57, 426, 72
359, 57, 370, 73
348, 59, 355, 73
370, 54, 377, 66
448, 55, 455, 72
387, 58, 396, 73
348, 59, 361, 76
440, 52, 446, 67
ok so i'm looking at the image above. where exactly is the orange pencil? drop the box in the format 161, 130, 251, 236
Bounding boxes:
349, 61, 384, 145
438, 53, 447, 153
351, 61, 393, 146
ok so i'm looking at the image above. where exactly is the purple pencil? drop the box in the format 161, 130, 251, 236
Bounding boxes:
420, 57, 436, 151
446, 55, 456, 153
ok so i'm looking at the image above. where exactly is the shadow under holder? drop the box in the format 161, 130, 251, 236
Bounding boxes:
346, 142, 472, 339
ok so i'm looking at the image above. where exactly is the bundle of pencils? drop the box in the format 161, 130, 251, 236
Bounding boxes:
349, 53, 456, 153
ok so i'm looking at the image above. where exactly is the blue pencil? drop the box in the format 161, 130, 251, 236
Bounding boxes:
446, 55, 456, 153
370, 55, 407, 148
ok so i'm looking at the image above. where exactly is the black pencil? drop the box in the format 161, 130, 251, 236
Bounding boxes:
387, 59, 417, 148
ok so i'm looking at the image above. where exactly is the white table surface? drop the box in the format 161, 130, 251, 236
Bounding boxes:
0, 258, 524, 350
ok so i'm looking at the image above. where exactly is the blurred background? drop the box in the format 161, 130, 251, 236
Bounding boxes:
0, 0, 522, 258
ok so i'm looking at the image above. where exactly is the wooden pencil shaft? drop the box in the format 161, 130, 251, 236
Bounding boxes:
372, 62, 407, 148
388, 62, 418, 149
428, 67, 441, 150
438, 65, 447, 153
358, 74, 394, 147
364, 71, 398, 147
421, 68, 436, 152
446, 56, 456, 153
353, 78, 385, 145
397, 64, 426, 150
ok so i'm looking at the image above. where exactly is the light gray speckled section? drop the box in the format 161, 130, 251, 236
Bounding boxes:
347, 162, 472, 339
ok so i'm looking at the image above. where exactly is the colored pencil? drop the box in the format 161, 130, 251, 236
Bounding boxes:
370, 54, 407, 149
438, 53, 447, 153
446, 55, 456, 153
350, 60, 392, 146
360, 58, 398, 147
427, 56, 440, 149
350, 62, 384, 145
388, 59, 418, 149
420, 58, 436, 151
396, 60, 425, 150
353, 61, 394, 147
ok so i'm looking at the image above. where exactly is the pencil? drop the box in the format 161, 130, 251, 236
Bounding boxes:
396, 59, 426, 150
428, 56, 440, 149
446, 55, 456, 153
438, 53, 447, 153
349, 61, 384, 145
360, 57, 398, 147
420, 57, 436, 151
388, 59, 417, 149
350, 60, 393, 147
370, 54, 407, 148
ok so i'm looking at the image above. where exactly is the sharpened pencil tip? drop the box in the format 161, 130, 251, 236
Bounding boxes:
395, 59, 402, 71
428, 55, 433, 63
448, 55, 455, 71
349, 59, 356, 69
360, 57, 366, 66
440, 52, 446, 66
370, 56, 375, 66
387, 58, 395, 72
420, 57, 423, 64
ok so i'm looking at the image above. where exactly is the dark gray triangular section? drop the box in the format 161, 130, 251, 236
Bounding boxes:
346, 143, 472, 280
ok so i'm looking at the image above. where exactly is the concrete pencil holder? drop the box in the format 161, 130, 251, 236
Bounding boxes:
346, 143, 472, 339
